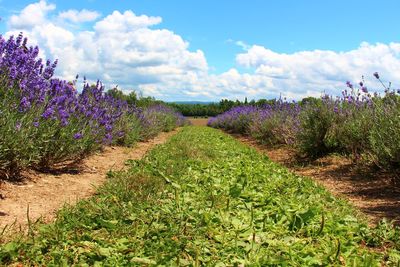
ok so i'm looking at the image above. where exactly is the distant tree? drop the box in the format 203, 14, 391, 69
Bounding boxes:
300, 96, 321, 106
106, 87, 126, 100
126, 91, 138, 106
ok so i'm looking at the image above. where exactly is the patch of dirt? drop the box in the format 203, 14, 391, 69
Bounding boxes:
0, 130, 178, 231
188, 117, 209, 126
234, 134, 400, 226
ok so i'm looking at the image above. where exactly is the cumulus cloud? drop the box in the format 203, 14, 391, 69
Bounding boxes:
6, 1, 210, 99
94, 10, 161, 33
58, 9, 100, 23
5, 0, 400, 101
237, 44, 400, 97
8, 0, 55, 29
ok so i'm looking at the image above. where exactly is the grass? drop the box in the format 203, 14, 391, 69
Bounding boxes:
1, 126, 400, 266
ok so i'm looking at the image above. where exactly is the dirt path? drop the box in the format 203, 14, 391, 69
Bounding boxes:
0, 130, 178, 231
188, 117, 209, 126
233, 134, 400, 225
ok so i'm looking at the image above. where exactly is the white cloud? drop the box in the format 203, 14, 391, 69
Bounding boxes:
8, 0, 55, 29
6, 1, 210, 100
5, 0, 400, 101
58, 9, 100, 23
236, 44, 400, 97
94, 10, 161, 33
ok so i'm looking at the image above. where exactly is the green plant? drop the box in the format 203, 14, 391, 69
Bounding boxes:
296, 98, 337, 158
1, 127, 399, 265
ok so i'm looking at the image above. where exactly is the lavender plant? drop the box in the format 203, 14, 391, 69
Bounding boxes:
137, 104, 188, 140
0, 33, 186, 178
207, 105, 258, 134
367, 74, 400, 171
249, 99, 301, 145
208, 73, 400, 174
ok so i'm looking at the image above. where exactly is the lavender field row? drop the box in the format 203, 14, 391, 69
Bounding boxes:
208, 79, 400, 175
0, 33, 187, 179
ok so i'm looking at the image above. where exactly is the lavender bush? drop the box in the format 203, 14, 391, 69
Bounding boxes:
250, 99, 300, 145
137, 104, 188, 140
367, 78, 400, 170
295, 96, 339, 157
0, 33, 186, 178
208, 74, 400, 174
208, 100, 300, 145
207, 105, 258, 134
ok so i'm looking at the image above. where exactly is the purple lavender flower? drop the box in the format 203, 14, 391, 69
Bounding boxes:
346, 81, 353, 89
373, 72, 380, 79
361, 86, 368, 93
103, 133, 113, 144
15, 121, 22, 131
19, 96, 31, 111
42, 107, 55, 119
105, 124, 113, 131
73, 132, 83, 139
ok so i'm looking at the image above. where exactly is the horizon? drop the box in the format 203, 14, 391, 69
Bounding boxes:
0, 0, 399, 101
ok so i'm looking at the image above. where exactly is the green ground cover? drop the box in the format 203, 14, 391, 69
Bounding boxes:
1, 126, 399, 266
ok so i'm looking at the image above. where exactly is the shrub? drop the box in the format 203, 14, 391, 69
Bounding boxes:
249, 100, 300, 146
138, 104, 187, 140
368, 94, 400, 170
331, 90, 374, 161
295, 97, 338, 158
207, 106, 258, 134
0, 33, 186, 178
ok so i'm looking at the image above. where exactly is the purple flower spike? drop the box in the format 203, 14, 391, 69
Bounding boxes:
346, 81, 353, 89
373, 72, 380, 79
73, 132, 83, 139
361, 86, 368, 93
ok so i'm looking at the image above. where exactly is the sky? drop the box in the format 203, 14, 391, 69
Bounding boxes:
0, 0, 399, 101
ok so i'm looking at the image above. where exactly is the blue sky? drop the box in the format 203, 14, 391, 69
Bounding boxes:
1, 0, 400, 101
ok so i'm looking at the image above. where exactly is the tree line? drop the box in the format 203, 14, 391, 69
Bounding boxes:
106, 88, 321, 117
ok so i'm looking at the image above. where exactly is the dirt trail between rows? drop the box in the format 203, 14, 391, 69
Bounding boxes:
0, 130, 178, 231
233, 134, 400, 226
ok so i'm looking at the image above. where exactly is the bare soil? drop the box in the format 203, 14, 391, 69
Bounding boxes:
0, 130, 178, 231
234, 134, 400, 226
188, 117, 209, 126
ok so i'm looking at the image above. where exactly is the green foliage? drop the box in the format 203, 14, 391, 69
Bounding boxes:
106, 87, 138, 106
2, 127, 399, 265
169, 98, 277, 117
106, 88, 164, 107
332, 102, 373, 161
368, 95, 400, 169
112, 112, 142, 147
168, 102, 222, 117
296, 98, 338, 158
250, 113, 283, 145
249, 104, 300, 146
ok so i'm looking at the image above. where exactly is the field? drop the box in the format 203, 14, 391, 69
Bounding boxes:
1, 127, 400, 265
1, 31, 400, 266
0, 130, 178, 229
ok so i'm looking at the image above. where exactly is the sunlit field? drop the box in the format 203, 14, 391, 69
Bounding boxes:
1, 0, 400, 265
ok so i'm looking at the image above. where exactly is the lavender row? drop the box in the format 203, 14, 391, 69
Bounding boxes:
208, 76, 400, 172
0, 33, 186, 178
